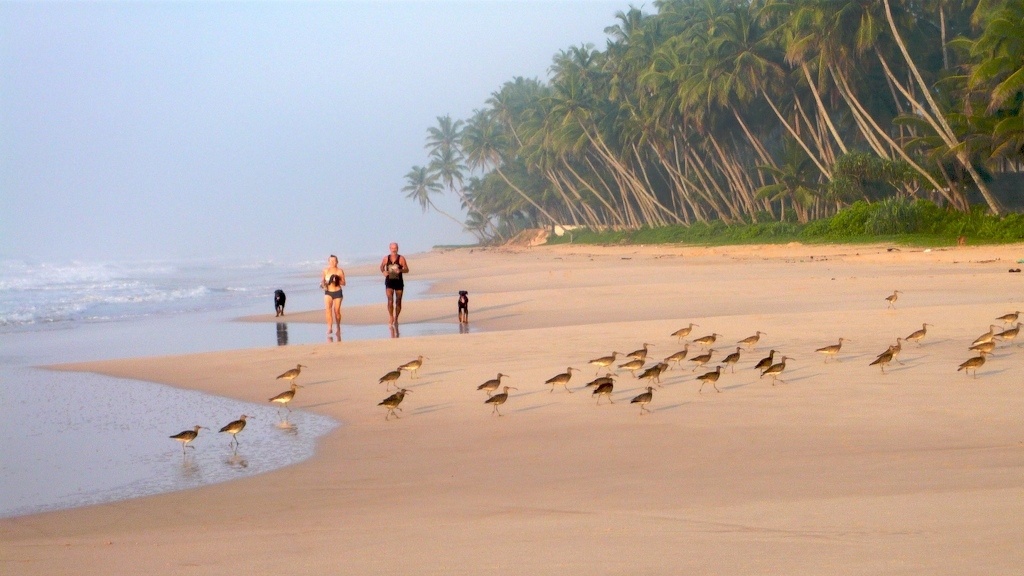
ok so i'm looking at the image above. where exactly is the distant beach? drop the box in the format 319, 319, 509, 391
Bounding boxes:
3, 243, 1023, 574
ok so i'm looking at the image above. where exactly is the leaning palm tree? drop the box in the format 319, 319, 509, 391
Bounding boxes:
402, 166, 465, 229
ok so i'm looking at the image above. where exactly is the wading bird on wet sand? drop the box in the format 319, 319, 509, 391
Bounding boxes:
588, 352, 622, 374
398, 355, 427, 379
664, 345, 689, 368
477, 373, 509, 397
379, 369, 402, 390
737, 331, 766, 349
905, 324, 932, 346
885, 290, 902, 309
722, 347, 741, 372
760, 356, 790, 385
958, 351, 988, 378
219, 415, 249, 450
545, 367, 578, 393
581, 375, 614, 391
692, 333, 721, 348
618, 358, 645, 376
379, 388, 411, 420
671, 323, 698, 342
815, 338, 848, 362
972, 325, 1001, 347
870, 347, 896, 374
969, 340, 996, 354
626, 343, 653, 361
276, 364, 307, 384
996, 322, 1021, 346
485, 386, 517, 416
754, 349, 776, 372
696, 365, 723, 393
638, 362, 668, 386
631, 387, 655, 415
996, 311, 1021, 325
688, 348, 715, 371
593, 381, 614, 405
269, 382, 303, 415
170, 425, 206, 454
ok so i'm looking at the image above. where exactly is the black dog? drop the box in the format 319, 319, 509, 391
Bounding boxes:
457, 290, 469, 323
274, 289, 287, 316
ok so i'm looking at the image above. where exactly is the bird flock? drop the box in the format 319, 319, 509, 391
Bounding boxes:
171, 296, 1023, 453
168, 364, 307, 455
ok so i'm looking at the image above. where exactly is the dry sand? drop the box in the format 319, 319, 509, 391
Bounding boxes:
3, 242, 1023, 575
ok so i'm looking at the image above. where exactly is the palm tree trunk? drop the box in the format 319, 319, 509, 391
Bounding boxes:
493, 167, 562, 226
882, 0, 1002, 214
763, 91, 833, 179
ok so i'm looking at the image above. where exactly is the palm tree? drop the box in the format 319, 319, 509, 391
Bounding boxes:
402, 166, 466, 230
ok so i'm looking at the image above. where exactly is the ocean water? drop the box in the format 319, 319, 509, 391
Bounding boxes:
0, 257, 454, 518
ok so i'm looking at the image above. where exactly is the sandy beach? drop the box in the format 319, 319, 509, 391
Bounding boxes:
3, 242, 1023, 574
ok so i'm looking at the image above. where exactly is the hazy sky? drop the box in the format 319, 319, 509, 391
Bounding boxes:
1, 0, 626, 263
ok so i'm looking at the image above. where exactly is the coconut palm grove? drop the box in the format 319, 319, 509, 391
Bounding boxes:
403, 0, 1024, 245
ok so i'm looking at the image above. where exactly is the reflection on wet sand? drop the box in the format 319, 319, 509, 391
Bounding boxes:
276, 323, 288, 346
225, 453, 249, 469
275, 419, 298, 436
178, 457, 201, 481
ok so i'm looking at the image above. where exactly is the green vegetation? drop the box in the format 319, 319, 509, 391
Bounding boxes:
404, 1, 1024, 244
546, 200, 1024, 246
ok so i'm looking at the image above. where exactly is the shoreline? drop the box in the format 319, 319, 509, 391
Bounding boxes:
4, 242, 1023, 574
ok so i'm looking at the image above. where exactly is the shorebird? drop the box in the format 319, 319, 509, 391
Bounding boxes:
696, 365, 723, 393
815, 338, 847, 362
688, 348, 715, 371
692, 333, 721, 348
170, 425, 206, 454
971, 325, 1001, 347
398, 355, 427, 379
582, 375, 615, 391
219, 415, 249, 449
477, 373, 509, 396
545, 367, 578, 393
617, 358, 645, 376
969, 340, 996, 354
379, 369, 402, 390
737, 331, 766, 349
996, 311, 1021, 324
638, 362, 668, 386
276, 364, 307, 384
664, 345, 690, 368
754, 349, 776, 372
905, 323, 932, 345
671, 323, 698, 342
996, 322, 1021, 345
958, 351, 988, 378
889, 337, 905, 364
588, 352, 622, 374
885, 290, 902, 309
626, 343, 653, 361
379, 388, 410, 420
485, 386, 517, 416
269, 382, 302, 414
630, 386, 655, 415
722, 347, 741, 373
592, 381, 614, 405
760, 356, 790, 385
869, 347, 895, 374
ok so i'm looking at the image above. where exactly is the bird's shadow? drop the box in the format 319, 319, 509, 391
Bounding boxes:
513, 401, 559, 413
411, 402, 454, 415
652, 401, 691, 412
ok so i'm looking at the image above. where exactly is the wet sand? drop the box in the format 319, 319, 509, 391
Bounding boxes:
3, 242, 1023, 574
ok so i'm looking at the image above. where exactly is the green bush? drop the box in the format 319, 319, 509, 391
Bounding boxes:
544, 200, 1024, 247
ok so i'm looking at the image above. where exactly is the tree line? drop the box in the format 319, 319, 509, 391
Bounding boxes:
404, 0, 1024, 243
